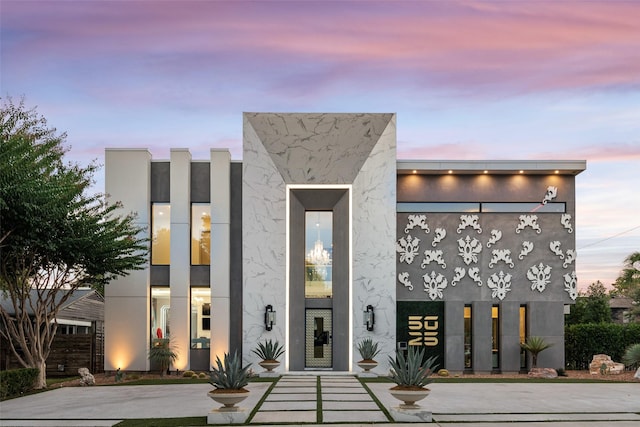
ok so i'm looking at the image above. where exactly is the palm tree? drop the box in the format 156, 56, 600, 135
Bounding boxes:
520, 336, 553, 369
148, 339, 178, 376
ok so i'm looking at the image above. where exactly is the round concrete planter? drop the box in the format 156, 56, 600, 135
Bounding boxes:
258, 360, 280, 372
357, 361, 378, 372
389, 388, 430, 409
208, 390, 249, 410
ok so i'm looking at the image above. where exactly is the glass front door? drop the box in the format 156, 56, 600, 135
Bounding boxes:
305, 309, 332, 368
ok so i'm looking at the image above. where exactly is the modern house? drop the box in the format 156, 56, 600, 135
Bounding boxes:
104, 113, 585, 374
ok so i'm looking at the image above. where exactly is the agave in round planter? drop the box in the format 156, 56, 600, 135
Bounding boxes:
208, 351, 251, 411
356, 337, 381, 372
388, 346, 438, 409
252, 339, 285, 372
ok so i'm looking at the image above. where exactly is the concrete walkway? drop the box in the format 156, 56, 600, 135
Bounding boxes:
0, 375, 638, 426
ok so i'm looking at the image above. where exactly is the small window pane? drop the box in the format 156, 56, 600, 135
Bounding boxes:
492, 306, 500, 370
464, 305, 472, 369
481, 202, 565, 213
152, 204, 171, 265
191, 288, 211, 349
397, 202, 480, 213
305, 211, 332, 298
151, 287, 171, 345
192, 204, 211, 265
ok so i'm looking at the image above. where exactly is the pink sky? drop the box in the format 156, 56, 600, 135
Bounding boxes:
2, 0, 639, 290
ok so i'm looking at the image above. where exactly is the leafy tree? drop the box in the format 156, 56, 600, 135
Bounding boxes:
612, 252, 640, 319
0, 98, 148, 389
565, 281, 612, 325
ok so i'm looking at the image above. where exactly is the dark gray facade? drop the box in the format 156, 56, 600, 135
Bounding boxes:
396, 170, 582, 372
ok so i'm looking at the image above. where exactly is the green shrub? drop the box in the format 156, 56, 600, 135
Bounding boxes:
252, 340, 285, 362
388, 346, 438, 389
0, 368, 39, 400
622, 343, 640, 368
182, 370, 195, 378
565, 323, 640, 369
209, 351, 251, 390
356, 338, 381, 361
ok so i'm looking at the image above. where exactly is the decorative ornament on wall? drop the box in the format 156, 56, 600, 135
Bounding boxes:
451, 267, 466, 286
527, 263, 552, 293
549, 241, 565, 259
519, 241, 534, 260
398, 272, 413, 291
423, 271, 448, 300
457, 214, 482, 234
563, 271, 577, 300
489, 249, 514, 268
421, 249, 447, 269
515, 214, 542, 234
397, 235, 420, 264
487, 271, 512, 300
457, 235, 482, 265
561, 214, 573, 234
431, 228, 446, 247
468, 267, 483, 286
542, 186, 558, 205
563, 249, 576, 269
486, 229, 502, 248
404, 214, 430, 234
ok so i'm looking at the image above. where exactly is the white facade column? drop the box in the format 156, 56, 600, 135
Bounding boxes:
104, 149, 151, 372
170, 149, 191, 371
210, 149, 231, 364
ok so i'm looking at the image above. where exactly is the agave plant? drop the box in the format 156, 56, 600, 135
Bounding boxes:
252, 339, 285, 362
388, 346, 439, 390
520, 336, 553, 369
622, 343, 640, 367
357, 338, 381, 362
209, 351, 251, 391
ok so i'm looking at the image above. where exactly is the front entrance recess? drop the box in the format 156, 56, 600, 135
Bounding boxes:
305, 309, 332, 368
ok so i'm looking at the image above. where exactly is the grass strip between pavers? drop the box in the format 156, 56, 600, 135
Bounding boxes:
316, 375, 322, 423
357, 376, 394, 422
245, 375, 281, 424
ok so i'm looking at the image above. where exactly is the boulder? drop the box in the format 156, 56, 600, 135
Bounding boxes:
589, 354, 625, 375
78, 367, 95, 386
528, 368, 558, 379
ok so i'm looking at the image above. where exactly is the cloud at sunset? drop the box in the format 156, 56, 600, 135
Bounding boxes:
1, 0, 639, 291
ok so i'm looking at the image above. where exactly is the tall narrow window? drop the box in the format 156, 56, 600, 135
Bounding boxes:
519, 305, 527, 370
305, 211, 332, 298
191, 204, 211, 265
492, 305, 500, 370
152, 204, 170, 265
151, 287, 171, 344
191, 288, 211, 349
464, 305, 472, 369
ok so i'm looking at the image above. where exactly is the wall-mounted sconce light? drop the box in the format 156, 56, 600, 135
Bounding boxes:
265, 305, 276, 331
363, 304, 375, 331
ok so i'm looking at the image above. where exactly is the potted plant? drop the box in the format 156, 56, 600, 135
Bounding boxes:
208, 351, 252, 411
520, 336, 553, 369
252, 339, 285, 372
388, 346, 438, 409
148, 338, 178, 376
356, 337, 381, 372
